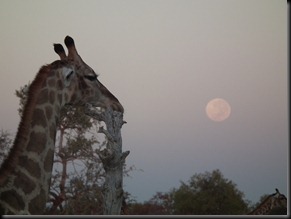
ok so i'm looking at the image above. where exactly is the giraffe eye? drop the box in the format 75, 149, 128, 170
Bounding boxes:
66, 71, 74, 80
84, 75, 97, 81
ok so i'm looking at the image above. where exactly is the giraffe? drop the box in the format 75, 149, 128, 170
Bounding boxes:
0, 36, 123, 215
248, 188, 287, 215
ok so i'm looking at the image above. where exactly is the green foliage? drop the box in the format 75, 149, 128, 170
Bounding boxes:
127, 191, 174, 215
61, 176, 103, 214
173, 169, 250, 215
0, 129, 13, 163
47, 107, 104, 214
148, 191, 174, 214
126, 170, 251, 215
15, 84, 29, 116
60, 105, 93, 131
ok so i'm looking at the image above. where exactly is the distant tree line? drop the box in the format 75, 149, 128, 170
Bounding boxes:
126, 169, 252, 215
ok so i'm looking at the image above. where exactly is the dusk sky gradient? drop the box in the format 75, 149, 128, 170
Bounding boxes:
0, 0, 288, 206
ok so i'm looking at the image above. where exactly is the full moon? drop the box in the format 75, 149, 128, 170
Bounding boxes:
206, 98, 231, 122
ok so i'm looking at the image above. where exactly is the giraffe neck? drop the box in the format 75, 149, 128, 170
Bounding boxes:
249, 191, 287, 215
0, 62, 66, 214
250, 197, 273, 215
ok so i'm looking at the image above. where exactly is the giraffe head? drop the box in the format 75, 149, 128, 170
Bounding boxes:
272, 188, 287, 210
53, 36, 124, 112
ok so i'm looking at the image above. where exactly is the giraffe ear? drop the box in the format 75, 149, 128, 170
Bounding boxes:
62, 67, 75, 87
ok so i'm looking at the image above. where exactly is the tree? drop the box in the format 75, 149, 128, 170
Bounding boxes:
145, 191, 175, 215
84, 106, 129, 215
126, 169, 251, 215
126, 191, 172, 215
0, 129, 13, 165
173, 169, 250, 215
44, 105, 113, 214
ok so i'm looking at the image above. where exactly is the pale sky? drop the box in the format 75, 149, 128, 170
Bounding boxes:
0, 0, 288, 206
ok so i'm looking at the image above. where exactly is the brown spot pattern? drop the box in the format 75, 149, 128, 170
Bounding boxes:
28, 188, 47, 214
31, 109, 46, 127
0, 190, 25, 211
49, 90, 55, 104
18, 156, 41, 179
13, 168, 36, 194
58, 93, 62, 104
26, 131, 47, 154
57, 79, 63, 90
36, 89, 48, 105
45, 106, 53, 121
47, 78, 56, 87
64, 93, 69, 103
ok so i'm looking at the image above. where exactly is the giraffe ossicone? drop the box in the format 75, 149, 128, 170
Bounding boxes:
0, 36, 123, 215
